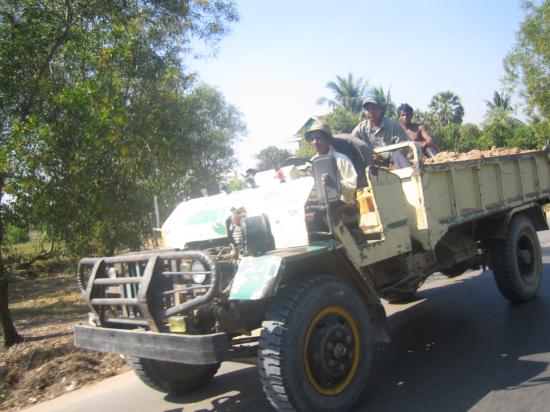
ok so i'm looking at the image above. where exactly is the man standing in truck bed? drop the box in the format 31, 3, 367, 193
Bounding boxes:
352, 96, 410, 168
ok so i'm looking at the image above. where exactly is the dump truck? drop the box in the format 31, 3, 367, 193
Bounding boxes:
74, 142, 550, 411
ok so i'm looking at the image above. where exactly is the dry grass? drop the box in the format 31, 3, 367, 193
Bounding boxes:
0, 272, 128, 411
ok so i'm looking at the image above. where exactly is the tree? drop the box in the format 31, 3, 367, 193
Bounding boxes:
429, 91, 465, 126
323, 107, 362, 134
317, 73, 368, 114
504, 0, 550, 121
479, 118, 542, 150
366, 86, 396, 118
257, 146, 292, 170
412, 109, 436, 131
0, 0, 240, 347
432, 124, 461, 151
507, 125, 540, 149
457, 124, 482, 152
483, 91, 518, 125
296, 139, 316, 159
0, 180, 23, 346
485, 91, 513, 111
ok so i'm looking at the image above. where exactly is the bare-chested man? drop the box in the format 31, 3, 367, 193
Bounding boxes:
397, 103, 438, 157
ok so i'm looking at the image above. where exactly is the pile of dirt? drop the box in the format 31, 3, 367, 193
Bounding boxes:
0, 274, 128, 411
424, 147, 536, 164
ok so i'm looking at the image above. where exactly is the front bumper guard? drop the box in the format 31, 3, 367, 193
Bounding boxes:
74, 325, 229, 365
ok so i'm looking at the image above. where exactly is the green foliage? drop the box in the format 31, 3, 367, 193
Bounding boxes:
457, 124, 482, 152
532, 120, 550, 146
479, 119, 543, 150
29, 256, 73, 277
483, 91, 518, 126
432, 124, 461, 151
4, 226, 29, 245
257, 146, 292, 170
228, 178, 245, 192
485, 91, 513, 111
324, 107, 362, 134
429, 91, 465, 126
483, 107, 523, 126
296, 139, 316, 159
317, 73, 368, 114
432, 123, 481, 153
504, 0, 550, 120
0, 1, 241, 256
509, 125, 540, 149
412, 109, 436, 131
432, 120, 543, 152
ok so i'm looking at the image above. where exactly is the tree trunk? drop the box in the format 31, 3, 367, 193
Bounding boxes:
0, 176, 24, 347
0, 276, 23, 347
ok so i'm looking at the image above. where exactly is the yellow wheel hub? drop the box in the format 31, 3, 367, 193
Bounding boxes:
304, 306, 361, 396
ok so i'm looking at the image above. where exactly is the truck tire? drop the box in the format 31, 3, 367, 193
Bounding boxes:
258, 275, 373, 412
491, 215, 542, 302
128, 357, 220, 394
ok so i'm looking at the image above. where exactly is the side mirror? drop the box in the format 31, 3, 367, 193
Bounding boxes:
312, 155, 341, 204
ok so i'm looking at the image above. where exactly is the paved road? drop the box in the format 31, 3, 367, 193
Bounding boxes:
25, 233, 550, 412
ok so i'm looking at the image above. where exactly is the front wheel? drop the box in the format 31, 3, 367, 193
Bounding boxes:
259, 275, 374, 412
128, 357, 220, 394
490, 215, 542, 302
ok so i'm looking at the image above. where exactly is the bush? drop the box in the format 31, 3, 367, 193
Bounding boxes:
5, 225, 29, 244
31, 256, 74, 277
432, 124, 461, 151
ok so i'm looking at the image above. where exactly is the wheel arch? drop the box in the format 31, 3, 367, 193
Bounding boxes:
275, 250, 390, 343
477, 203, 548, 241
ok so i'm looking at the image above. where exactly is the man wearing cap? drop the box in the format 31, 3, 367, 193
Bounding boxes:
352, 96, 410, 168
305, 119, 357, 203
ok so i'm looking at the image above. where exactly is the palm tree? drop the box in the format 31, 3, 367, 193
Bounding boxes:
485, 91, 512, 111
483, 91, 521, 126
317, 73, 368, 114
366, 86, 396, 118
429, 91, 465, 126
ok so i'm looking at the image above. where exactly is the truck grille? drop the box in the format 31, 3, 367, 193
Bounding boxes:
77, 250, 219, 331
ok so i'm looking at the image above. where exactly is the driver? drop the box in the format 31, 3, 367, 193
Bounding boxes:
305, 119, 357, 203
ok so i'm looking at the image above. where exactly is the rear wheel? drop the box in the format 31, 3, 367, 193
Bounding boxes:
128, 357, 220, 394
491, 215, 542, 302
259, 275, 373, 412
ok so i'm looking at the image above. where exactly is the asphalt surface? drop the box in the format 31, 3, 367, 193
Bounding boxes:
24, 232, 550, 412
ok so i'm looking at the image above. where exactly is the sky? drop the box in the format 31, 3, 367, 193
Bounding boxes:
188, 0, 527, 165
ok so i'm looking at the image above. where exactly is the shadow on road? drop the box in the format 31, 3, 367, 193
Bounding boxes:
164, 364, 270, 411
161, 265, 550, 411
361, 267, 550, 411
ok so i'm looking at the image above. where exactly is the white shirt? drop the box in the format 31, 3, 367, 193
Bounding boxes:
313, 146, 358, 203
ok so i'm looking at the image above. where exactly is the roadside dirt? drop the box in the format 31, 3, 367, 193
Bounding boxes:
0, 273, 128, 411
424, 147, 536, 164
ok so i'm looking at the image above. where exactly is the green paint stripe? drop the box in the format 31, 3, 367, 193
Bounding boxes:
386, 218, 408, 229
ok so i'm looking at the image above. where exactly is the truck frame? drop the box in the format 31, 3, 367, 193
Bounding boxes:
74, 142, 550, 411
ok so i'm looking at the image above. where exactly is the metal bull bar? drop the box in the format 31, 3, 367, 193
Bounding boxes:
77, 250, 220, 332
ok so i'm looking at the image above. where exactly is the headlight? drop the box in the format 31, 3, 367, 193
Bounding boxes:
190, 260, 207, 284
